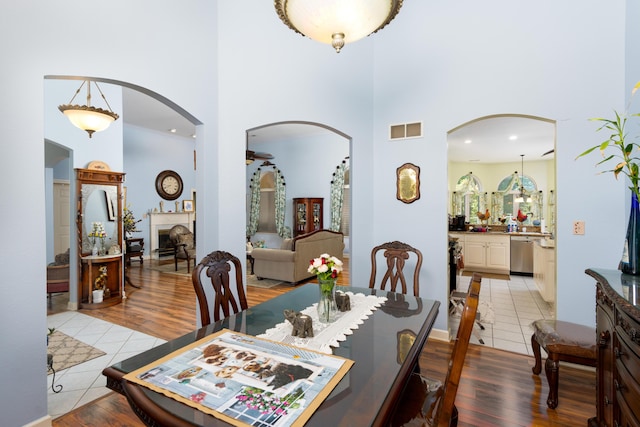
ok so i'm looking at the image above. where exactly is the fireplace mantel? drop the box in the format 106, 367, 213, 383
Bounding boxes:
149, 212, 195, 259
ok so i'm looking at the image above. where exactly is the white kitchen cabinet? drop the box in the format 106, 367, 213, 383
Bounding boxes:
455, 233, 510, 274
533, 240, 556, 303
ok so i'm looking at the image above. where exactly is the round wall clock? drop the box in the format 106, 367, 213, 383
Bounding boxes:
155, 170, 183, 201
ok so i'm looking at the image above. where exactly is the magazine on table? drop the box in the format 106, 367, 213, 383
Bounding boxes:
124, 329, 354, 427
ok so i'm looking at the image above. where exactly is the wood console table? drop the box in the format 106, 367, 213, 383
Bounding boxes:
80, 254, 123, 309
585, 268, 640, 427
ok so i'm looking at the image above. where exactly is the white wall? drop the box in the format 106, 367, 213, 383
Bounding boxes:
246, 131, 349, 235
372, 0, 628, 326
124, 124, 196, 257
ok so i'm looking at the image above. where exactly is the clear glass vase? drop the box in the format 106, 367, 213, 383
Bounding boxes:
317, 279, 337, 323
621, 192, 640, 275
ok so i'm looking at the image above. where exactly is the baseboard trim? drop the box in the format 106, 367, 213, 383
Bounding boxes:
429, 327, 450, 342
23, 415, 52, 427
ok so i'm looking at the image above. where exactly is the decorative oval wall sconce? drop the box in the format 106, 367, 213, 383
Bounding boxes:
396, 163, 420, 204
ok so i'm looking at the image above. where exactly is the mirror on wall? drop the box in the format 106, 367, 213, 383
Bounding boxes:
81, 184, 119, 254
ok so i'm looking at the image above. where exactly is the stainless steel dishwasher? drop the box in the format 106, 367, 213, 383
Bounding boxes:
510, 235, 538, 275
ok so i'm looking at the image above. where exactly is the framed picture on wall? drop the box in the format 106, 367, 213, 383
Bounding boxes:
105, 191, 116, 221
183, 200, 194, 212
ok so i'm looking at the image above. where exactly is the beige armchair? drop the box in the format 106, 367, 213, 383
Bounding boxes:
250, 230, 344, 284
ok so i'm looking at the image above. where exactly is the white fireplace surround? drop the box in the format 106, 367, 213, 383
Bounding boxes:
149, 212, 195, 259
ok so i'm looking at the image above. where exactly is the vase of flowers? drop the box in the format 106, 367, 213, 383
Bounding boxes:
577, 81, 640, 274
88, 222, 106, 256
123, 205, 142, 238
308, 253, 343, 323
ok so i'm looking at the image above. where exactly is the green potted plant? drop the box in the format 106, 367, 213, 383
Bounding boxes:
576, 81, 640, 274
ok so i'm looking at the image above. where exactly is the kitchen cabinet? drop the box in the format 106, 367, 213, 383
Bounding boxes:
449, 233, 510, 274
533, 240, 556, 303
293, 198, 323, 237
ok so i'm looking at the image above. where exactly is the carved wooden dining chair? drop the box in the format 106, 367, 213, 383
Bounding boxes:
191, 250, 248, 327
369, 241, 423, 296
122, 380, 195, 427
391, 273, 482, 427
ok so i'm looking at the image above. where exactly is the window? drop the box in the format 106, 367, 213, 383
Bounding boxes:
497, 173, 537, 217
257, 171, 276, 232
453, 173, 483, 223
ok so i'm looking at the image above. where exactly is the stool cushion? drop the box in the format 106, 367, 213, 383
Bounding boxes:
531, 319, 596, 359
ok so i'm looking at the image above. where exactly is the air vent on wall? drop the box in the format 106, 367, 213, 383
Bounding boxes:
389, 122, 422, 140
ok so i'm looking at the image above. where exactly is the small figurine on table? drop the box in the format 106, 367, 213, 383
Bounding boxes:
284, 309, 314, 338
336, 290, 351, 312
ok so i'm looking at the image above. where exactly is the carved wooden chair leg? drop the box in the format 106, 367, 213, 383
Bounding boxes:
531, 333, 542, 375
544, 357, 560, 409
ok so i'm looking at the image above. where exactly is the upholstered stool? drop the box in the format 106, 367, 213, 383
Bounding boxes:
531, 319, 596, 409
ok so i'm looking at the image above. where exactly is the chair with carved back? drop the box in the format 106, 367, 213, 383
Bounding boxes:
191, 250, 248, 327
391, 273, 482, 427
168, 225, 196, 273
369, 241, 423, 297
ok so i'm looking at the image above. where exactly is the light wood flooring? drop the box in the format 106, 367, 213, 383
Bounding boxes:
49, 258, 595, 426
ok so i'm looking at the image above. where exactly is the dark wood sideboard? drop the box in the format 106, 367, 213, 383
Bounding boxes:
585, 268, 640, 427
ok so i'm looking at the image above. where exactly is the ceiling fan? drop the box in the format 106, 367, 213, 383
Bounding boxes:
246, 149, 274, 165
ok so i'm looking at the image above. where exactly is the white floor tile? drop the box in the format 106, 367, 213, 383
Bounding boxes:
449, 274, 555, 356
47, 312, 161, 419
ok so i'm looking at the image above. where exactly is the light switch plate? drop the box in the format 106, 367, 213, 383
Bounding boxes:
573, 220, 585, 235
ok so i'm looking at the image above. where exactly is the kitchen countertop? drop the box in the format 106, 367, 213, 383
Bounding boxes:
449, 231, 550, 237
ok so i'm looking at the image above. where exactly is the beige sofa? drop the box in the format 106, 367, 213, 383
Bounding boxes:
251, 230, 344, 284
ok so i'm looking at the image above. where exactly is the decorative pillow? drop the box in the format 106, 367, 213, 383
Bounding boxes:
253, 240, 266, 248
54, 248, 70, 265
280, 238, 293, 250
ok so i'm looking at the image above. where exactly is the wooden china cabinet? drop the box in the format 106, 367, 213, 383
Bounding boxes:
293, 197, 323, 237
76, 168, 125, 309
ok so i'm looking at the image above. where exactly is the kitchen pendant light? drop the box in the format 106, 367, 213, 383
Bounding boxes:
515, 154, 532, 203
274, 0, 403, 53
58, 80, 119, 138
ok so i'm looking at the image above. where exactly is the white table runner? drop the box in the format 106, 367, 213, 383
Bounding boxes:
258, 291, 387, 354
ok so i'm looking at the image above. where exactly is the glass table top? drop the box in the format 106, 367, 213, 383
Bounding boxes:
105, 284, 440, 426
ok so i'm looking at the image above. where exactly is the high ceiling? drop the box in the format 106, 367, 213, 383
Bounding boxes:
447, 116, 555, 164
122, 89, 555, 163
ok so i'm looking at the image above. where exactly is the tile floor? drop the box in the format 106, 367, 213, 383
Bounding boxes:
46, 311, 166, 419
449, 273, 555, 356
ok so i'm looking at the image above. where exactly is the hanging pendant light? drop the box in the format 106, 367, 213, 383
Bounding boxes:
58, 80, 119, 138
274, 0, 403, 53
515, 154, 532, 203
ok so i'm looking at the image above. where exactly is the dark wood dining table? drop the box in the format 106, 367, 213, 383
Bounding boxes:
103, 284, 440, 426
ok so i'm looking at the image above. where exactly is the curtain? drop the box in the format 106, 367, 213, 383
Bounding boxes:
274, 168, 290, 238
246, 170, 261, 237
330, 160, 349, 232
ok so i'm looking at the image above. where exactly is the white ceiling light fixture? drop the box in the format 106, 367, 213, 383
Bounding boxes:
274, 0, 403, 53
58, 80, 119, 138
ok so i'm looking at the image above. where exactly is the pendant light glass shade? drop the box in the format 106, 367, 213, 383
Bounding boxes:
58, 80, 119, 138
274, 0, 403, 53
514, 154, 532, 203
